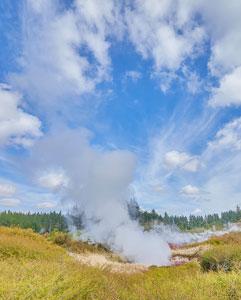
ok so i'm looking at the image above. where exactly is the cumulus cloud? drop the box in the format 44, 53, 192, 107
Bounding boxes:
8, 0, 241, 102
0, 83, 42, 147
0, 198, 21, 207
9, 0, 241, 103
209, 117, 241, 150
209, 67, 241, 107
124, 0, 241, 97
198, 1, 241, 76
164, 150, 200, 172
197, 1, 241, 107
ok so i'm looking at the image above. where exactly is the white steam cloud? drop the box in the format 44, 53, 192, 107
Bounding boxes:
28, 128, 170, 265
155, 223, 241, 245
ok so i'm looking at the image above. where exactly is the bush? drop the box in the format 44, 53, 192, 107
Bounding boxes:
48, 230, 71, 246
200, 245, 241, 272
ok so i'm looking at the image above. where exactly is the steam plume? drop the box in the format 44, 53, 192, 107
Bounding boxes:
27, 128, 171, 265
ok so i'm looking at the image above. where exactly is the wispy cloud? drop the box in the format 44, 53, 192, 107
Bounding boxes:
0, 182, 16, 197
0, 198, 21, 207
124, 70, 142, 82
11, 0, 123, 113
37, 201, 57, 209
0, 83, 42, 147
1, 0, 241, 218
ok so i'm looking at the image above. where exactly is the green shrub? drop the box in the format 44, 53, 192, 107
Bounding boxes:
48, 230, 71, 246
200, 245, 241, 272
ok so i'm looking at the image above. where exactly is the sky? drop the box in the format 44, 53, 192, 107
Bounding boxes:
1, 0, 241, 216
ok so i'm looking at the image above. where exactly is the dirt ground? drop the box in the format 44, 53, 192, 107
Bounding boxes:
69, 243, 210, 273
68, 252, 148, 273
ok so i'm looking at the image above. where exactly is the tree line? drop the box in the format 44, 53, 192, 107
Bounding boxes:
0, 211, 68, 233
127, 198, 241, 230
0, 202, 241, 233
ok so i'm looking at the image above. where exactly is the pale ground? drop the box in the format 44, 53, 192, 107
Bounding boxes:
68, 252, 148, 273
171, 244, 210, 265
172, 244, 210, 257
69, 244, 210, 273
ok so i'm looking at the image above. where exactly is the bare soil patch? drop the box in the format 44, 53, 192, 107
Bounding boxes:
69, 252, 148, 273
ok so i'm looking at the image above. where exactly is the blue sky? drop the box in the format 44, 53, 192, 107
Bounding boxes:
1, 0, 241, 215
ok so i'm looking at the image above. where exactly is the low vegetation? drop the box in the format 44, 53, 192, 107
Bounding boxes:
200, 233, 241, 273
0, 226, 241, 299
48, 230, 110, 254
48, 230, 124, 263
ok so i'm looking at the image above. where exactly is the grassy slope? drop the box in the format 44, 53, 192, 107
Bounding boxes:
0, 227, 241, 300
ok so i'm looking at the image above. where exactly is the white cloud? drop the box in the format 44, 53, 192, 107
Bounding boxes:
197, 1, 241, 76
197, 1, 241, 107
209, 67, 241, 107
38, 169, 69, 191
12, 0, 123, 109
182, 67, 203, 94
10, 0, 241, 103
0, 182, 16, 197
191, 116, 241, 212
125, 0, 205, 88
181, 184, 200, 196
0, 84, 42, 147
164, 150, 188, 168
3, 0, 241, 218
164, 150, 200, 172
124, 70, 142, 82
37, 201, 57, 209
125, 0, 241, 97
209, 117, 241, 150
0, 198, 21, 207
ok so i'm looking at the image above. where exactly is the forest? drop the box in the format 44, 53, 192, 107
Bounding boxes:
128, 199, 241, 230
0, 211, 68, 233
0, 201, 241, 233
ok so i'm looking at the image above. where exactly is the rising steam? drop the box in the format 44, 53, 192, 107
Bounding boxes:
27, 128, 171, 266
155, 223, 241, 245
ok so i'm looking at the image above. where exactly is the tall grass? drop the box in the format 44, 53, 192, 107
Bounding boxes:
200, 233, 241, 273
0, 226, 241, 299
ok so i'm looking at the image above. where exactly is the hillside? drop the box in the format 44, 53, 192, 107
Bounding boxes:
0, 227, 241, 299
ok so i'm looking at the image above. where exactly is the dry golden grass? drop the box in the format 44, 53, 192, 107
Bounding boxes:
0, 226, 241, 300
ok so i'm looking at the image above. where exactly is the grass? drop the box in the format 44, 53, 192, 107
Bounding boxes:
0, 227, 241, 299
200, 233, 241, 272
47, 230, 125, 262
47, 230, 111, 254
